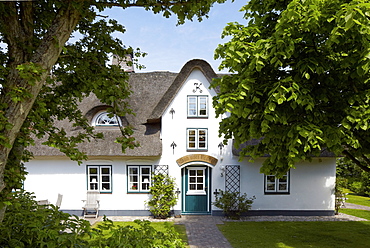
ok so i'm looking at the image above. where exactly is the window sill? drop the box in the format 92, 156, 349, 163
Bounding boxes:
127, 192, 150, 194
187, 116, 208, 119
187, 149, 208, 152
264, 192, 290, 195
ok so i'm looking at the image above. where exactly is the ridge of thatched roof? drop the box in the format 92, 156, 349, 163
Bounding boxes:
148, 59, 218, 123
30, 60, 219, 158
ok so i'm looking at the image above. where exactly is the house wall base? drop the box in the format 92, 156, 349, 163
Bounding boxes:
62, 209, 334, 217
211, 210, 335, 217
61, 209, 182, 217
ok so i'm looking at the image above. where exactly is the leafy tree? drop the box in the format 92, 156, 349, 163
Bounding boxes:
337, 158, 370, 196
0, 0, 228, 222
212, 0, 370, 177
146, 173, 177, 219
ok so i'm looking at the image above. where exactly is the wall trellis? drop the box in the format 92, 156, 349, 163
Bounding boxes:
225, 165, 240, 193
154, 165, 169, 175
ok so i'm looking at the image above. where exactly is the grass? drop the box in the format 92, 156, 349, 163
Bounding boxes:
218, 221, 370, 248
345, 193, 370, 207
92, 221, 188, 245
340, 208, 370, 220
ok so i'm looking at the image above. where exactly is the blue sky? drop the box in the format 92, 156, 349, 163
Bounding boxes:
102, 1, 247, 72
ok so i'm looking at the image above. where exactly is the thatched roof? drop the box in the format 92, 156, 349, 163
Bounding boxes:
148, 59, 218, 122
29, 59, 218, 157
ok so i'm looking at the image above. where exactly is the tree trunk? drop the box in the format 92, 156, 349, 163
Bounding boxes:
0, 2, 83, 222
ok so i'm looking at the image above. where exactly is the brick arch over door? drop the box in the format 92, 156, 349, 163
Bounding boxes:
176, 154, 218, 167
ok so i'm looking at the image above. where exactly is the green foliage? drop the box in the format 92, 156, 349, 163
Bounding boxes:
213, 190, 255, 219
90, 218, 185, 248
337, 158, 370, 196
0, 191, 186, 247
0, 0, 228, 220
0, 190, 91, 247
212, 0, 370, 176
146, 174, 178, 219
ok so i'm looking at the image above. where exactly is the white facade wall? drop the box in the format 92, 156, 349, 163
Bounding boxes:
24, 67, 336, 215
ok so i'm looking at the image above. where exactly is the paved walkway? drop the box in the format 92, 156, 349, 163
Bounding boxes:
344, 202, 370, 211
175, 215, 232, 248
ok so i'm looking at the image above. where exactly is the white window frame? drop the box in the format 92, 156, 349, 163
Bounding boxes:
187, 128, 208, 150
87, 165, 112, 193
186, 167, 206, 195
187, 96, 208, 117
264, 171, 289, 194
127, 165, 152, 193
92, 111, 122, 126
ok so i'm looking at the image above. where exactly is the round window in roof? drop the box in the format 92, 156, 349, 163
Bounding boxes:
93, 111, 121, 126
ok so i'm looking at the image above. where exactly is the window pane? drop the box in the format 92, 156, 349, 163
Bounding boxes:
130, 183, 138, 190
129, 168, 138, 174
199, 97, 207, 116
190, 184, 196, 190
90, 176, 98, 182
189, 170, 196, 176
96, 112, 120, 126
267, 184, 275, 190
279, 184, 287, 191
190, 177, 196, 183
197, 184, 203, 190
130, 176, 138, 182
266, 176, 275, 183
102, 183, 110, 190
142, 183, 150, 190
197, 177, 203, 183
101, 168, 110, 174
188, 97, 197, 116
279, 176, 287, 183
90, 183, 98, 190
141, 168, 150, 174
102, 176, 110, 182
89, 168, 98, 174
197, 170, 203, 176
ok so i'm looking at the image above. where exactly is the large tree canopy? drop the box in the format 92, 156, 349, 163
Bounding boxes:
0, 0, 227, 221
212, 0, 370, 176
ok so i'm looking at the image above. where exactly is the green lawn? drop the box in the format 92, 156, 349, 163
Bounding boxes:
345, 193, 370, 207
340, 208, 370, 220
218, 221, 370, 248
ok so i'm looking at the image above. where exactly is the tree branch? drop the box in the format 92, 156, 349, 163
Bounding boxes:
342, 150, 370, 172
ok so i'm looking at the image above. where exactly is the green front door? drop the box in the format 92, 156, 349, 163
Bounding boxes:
182, 166, 210, 214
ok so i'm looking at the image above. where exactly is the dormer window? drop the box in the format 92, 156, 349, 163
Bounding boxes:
187, 96, 208, 118
93, 111, 121, 127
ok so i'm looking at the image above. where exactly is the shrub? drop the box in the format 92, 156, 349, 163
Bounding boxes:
146, 173, 178, 219
0, 190, 91, 247
213, 190, 255, 219
1, 191, 185, 247
89, 218, 185, 248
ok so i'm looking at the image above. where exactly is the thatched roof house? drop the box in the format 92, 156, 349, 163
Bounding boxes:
30, 59, 218, 157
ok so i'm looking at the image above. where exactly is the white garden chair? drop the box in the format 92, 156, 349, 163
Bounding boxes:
82, 191, 100, 218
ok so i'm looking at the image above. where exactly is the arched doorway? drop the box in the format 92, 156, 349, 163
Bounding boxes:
176, 154, 218, 215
